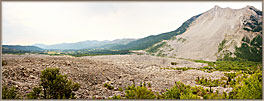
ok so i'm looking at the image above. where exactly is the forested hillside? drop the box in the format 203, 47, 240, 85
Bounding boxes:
2, 45, 44, 54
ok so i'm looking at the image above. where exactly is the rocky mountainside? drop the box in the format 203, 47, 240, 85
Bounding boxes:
147, 5, 262, 61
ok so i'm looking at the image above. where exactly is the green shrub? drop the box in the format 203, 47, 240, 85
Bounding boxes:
196, 77, 222, 87
180, 92, 200, 99
26, 87, 42, 99
147, 82, 151, 87
162, 81, 185, 99
104, 83, 114, 90
162, 87, 180, 99
110, 95, 122, 99
118, 87, 123, 92
2, 60, 7, 66
125, 85, 156, 99
203, 93, 222, 99
120, 72, 262, 100
171, 62, 178, 65
27, 67, 80, 99
233, 71, 262, 99
2, 85, 20, 99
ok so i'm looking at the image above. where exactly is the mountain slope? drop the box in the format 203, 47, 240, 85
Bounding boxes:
112, 13, 202, 50
149, 5, 262, 61
34, 38, 136, 50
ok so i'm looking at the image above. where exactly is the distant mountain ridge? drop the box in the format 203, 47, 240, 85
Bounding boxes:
2, 45, 44, 54
33, 38, 137, 50
2, 45, 43, 51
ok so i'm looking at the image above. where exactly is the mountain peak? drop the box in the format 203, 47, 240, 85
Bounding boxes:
210, 5, 261, 12
214, 5, 221, 9
208, 5, 226, 12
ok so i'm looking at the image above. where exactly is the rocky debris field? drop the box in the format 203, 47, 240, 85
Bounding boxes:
2, 54, 232, 99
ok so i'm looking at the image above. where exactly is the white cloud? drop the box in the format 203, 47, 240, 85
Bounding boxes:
3, 1, 262, 45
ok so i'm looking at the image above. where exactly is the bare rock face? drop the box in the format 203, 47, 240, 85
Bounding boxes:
154, 6, 262, 61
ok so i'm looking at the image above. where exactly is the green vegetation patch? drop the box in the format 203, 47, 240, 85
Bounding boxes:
218, 39, 227, 52
2, 59, 7, 66
124, 84, 157, 99
2, 85, 21, 99
104, 83, 114, 90
234, 34, 262, 62
192, 59, 261, 73
196, 77, 223, 87
217, 33, 262, 62
177, 37, 187, 43
146, 42, 166, 53
230, 70, 262, 99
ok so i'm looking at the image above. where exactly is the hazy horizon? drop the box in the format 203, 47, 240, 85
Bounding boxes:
3, 1, 262, 46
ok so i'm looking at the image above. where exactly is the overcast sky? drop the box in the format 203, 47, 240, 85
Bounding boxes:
3, 1, 262, 45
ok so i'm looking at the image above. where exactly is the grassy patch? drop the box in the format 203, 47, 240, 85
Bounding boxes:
192, 59, 261, 73
192, 60, 212, 63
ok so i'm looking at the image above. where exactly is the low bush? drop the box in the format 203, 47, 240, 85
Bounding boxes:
104, 83, 114, 90
125, 84, 156, 99
2, 85, 20, 99
118, 87, 123, 92
171, 62, 178, 65
110, 95, 123, 99
2, 60, 7, 66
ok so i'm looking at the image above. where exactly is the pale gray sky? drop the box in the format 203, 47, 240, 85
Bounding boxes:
3, 1, 262, 45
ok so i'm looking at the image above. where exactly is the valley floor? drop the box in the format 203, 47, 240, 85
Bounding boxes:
2, 54, 233, 99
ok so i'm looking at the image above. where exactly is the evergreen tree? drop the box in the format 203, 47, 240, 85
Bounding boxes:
27, 68, 80, 99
